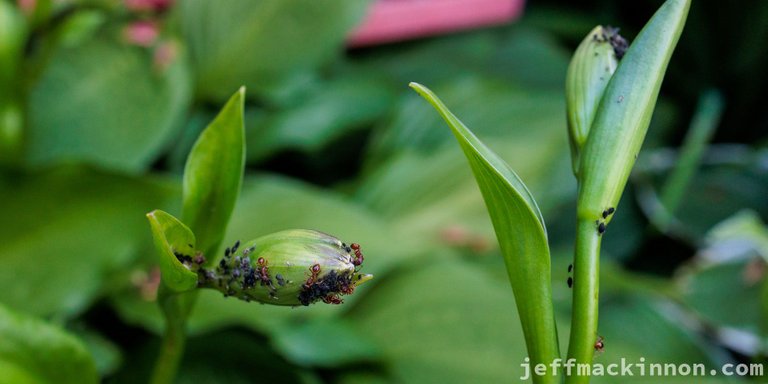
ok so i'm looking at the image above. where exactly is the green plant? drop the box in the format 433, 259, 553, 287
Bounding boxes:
410, 0, 690, 382
145, 88, 372, 384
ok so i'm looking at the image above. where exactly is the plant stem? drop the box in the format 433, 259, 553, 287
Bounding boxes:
150, 288, 197, 384
565, 218, 601, 384
658, 89, 723, 226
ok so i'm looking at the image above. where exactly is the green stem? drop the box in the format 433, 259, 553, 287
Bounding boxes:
150, 288, 197, 384
658, 89, 723, 226
565, 218, 601, 384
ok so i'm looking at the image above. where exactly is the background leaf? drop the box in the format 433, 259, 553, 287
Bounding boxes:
182, 88, 245, 259
0, 303, 98, 384
180, 0, 371, 103
26, 34, 191, 173
0, 166, 176, 318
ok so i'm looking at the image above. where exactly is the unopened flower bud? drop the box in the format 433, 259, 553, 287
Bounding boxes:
566, 26, 626, 175
196, 229, 372, 306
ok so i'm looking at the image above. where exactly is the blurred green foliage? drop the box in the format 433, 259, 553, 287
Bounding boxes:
0, 0, 766, 383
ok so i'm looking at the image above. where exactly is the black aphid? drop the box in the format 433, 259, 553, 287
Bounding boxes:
568, 264, 573, 273
231, 240, 240, 254
567, 276, 573, 288
597, 222, 606, 235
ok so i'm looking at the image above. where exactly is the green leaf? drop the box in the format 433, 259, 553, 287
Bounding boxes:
182, 88, 245, 259
0, 303, 98, 384
0, 166, 176, 318
180, 0, 370, 102
345, 260, 529, 383
246, 75, 395, 162
270, 318, 382, 367
26, 35, 191, 173
410, 83, 560, 383
681, 259, 763, 333
146, 210, 198, 293
577, 0, 691, 217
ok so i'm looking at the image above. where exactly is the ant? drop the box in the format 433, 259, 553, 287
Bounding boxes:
594, 336, 605, 353
256, 257, 270, 285
303, 264, 321, 289
322, 294, 343, 305
350, 243, 364, 267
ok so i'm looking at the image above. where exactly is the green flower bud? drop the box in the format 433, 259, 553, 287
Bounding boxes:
193, 229, 373, 306
566, 26, 626, 175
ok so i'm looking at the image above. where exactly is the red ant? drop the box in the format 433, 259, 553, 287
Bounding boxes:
303, 264, 321, 289
594, 336, 605, 353
322, 294, 343, 305
350, 243, 364, 267
256, 257, 270, 284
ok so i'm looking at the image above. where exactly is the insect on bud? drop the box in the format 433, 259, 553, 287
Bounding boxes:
566, 26, 626, 176
197, 229, 373, 306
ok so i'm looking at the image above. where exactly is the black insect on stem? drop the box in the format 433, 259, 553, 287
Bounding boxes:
567, 276, 573, 288
597, 221, 606, 235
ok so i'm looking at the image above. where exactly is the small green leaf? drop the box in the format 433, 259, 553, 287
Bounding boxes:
0, 303, 98, 384
182, 88, 245, 260
410, 82, 560, 384
146, 210, 198, 292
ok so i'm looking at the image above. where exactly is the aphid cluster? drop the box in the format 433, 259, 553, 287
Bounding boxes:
173, 249, 205, 271
593, 26, 628, 59
198, 240, 277, 300
298, 267, 356, 306
595, 207, 615, 236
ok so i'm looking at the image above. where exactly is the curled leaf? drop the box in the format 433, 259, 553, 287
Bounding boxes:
146, 209, 198, 292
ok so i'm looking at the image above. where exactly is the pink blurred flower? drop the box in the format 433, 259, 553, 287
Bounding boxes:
123, 20, 159, 47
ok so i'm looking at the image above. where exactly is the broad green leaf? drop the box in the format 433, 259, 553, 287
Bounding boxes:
146, 210, 197, 293
592, 295, 732, 384
345, 259, 529, 383
180, 0, 370, 102
176, 330, 306, 384
0, 166, 176, 318
368, 77, 565, 162
270, 318, 382, 367
26, 34, 191, 173
182, 88, 245, 260
410, 83, 560, 383
577, 0, 691, 216
246, 75, 395, 162
0, 303, 98, 384
680, 259, 762, 333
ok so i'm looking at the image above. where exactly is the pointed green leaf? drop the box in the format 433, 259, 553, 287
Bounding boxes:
410, 83, 560, 384
182, 88, 245, 260
577, 0, 691, 218
146, 210, 198, 292
0, 303, 98, 384
566, 2, 691, 381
